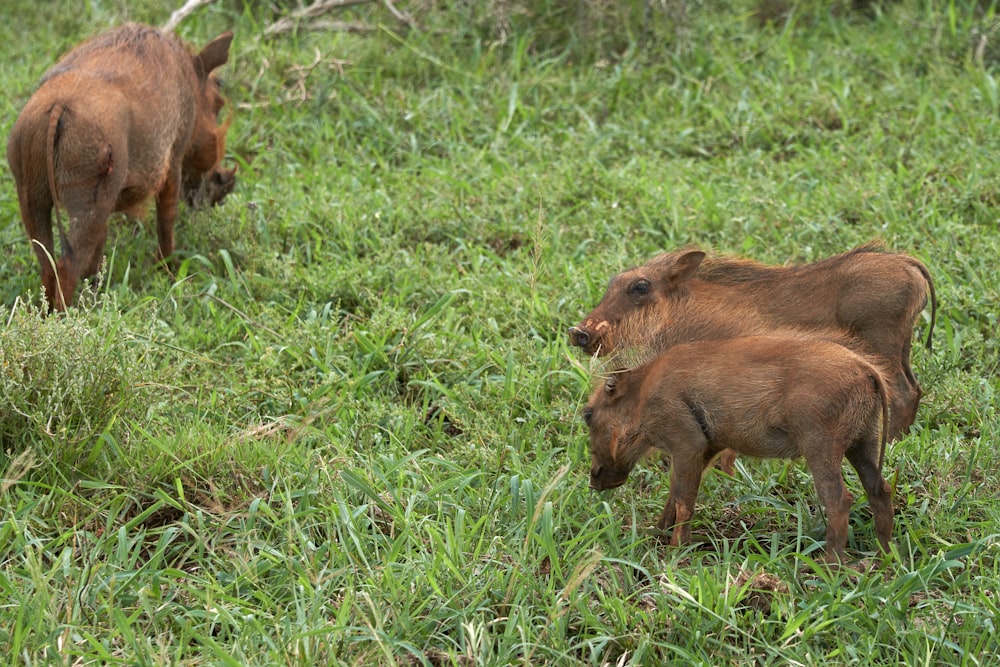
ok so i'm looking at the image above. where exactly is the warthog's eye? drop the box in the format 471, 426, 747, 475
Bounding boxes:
629, 279, 651, 296
583, 407, 593, 425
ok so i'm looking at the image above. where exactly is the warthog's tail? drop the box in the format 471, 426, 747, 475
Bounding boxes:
911, 258, 937, 352
45, 102, 71, 262
872, 369, 891, 472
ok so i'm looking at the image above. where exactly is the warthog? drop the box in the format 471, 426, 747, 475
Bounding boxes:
584, 335, 893, 563
569, 244, 935, 441
7, 23, 236, 310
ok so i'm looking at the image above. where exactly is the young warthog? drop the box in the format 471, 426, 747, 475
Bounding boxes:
569, 244, 935, 440
7, 23, 236, 310
584, 336, 893, 562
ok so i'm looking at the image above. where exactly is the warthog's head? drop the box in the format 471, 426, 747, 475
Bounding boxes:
569, 249, 706, 356
183, 161, 237, 207
182, 31, 236, 208
584, 370, 649, 491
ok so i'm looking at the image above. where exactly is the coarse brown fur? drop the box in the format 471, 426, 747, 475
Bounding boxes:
583, 335, 893, 563
569, 243, 936, 442
6, 23, 235, 310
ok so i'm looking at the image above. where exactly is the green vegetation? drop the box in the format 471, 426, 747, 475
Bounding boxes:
0, 0, 998, 663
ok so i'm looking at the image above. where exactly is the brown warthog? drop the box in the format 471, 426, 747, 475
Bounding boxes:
584, 335, 893, 563
569, 244, 935, 441
7, 23, 236, 310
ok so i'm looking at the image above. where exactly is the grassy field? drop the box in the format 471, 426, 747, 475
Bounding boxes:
1, 0, 998, 664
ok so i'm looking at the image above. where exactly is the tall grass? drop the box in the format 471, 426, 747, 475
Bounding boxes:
0, 0, 998, 663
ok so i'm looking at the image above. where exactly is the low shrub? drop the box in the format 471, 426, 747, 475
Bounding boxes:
0, 290, 154, 468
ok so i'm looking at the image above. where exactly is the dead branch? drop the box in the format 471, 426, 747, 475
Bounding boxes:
263, 0, 419, 38
382, 0, 419, 30
265, 0, 374, 36
265, 19, 377, 38
163, 0, 218, 31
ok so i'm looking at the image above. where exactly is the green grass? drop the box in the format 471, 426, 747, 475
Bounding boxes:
1, 0, 999, 663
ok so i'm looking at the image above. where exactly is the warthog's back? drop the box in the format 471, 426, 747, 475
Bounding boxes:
39, 24, 194, 143
638, 335, 887, 459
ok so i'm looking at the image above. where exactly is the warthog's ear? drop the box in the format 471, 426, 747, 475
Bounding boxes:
666, 250, 705, 287
605, 370, 632, 398
196, 32, 233, 78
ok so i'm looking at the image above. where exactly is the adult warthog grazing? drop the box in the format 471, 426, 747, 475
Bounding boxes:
569, 243, 935, 441
7, 23, 236, 310
584, 335, 893, 563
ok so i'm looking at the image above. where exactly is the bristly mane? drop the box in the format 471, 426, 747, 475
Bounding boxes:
68, 23, 166, 53
41, 24, 180, 85
587, 338, 662, 396
696, 241, 887, 284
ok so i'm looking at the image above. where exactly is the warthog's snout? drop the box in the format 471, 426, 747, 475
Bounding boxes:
208, 166, 237, 204
568, 326, 591, 349
570, 319, 611, 355
184, 165, 237, 207
590, 465, 629, 491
